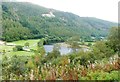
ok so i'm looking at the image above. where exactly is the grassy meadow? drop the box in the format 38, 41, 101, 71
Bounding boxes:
0, 39, 41, 59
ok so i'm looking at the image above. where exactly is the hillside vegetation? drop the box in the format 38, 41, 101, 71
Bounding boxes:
2, 2, 117, 42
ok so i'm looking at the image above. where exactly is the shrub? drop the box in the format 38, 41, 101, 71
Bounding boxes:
87, 43, 92, 46
13, 47, 17, 52
24, 42, 29, 47
15, 45, 23, 51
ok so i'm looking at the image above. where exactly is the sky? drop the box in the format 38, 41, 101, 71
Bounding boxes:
6, 0, 120, 22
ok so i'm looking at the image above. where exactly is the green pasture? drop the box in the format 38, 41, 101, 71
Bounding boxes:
9, 39, 40, 46
0, 39, 41, 60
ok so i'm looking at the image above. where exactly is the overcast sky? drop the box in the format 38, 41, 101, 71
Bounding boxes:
7, 0, 120, 22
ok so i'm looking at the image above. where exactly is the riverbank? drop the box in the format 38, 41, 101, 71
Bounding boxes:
56, 42, 71, 47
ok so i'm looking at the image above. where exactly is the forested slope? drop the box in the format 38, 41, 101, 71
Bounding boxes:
2, 2, 117, 42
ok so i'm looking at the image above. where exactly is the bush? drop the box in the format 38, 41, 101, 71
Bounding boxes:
87, 43, 92, 46
13, 47, 17, 52
24, 42, 29, 47
47, 50, 61, 61
14, 45, 23, 51
93, 41, 114, 59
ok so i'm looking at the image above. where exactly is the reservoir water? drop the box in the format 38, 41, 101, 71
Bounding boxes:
44, 44, 89, 55
44, 45, 73, 55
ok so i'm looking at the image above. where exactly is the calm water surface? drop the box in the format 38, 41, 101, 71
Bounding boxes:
44, 45, 72, 55
44, 45, 89, 55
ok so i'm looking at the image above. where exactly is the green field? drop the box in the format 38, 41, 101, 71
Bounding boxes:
0, 39, 41, 60
0, 45, 14, 52
9, 39, 40, 46
0, 39, 40, 50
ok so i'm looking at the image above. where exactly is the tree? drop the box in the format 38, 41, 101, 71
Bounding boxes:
66, 36, 81, 52
13, 47, 17, 52
36, 39, 45, 56
46, 44, 61, 61
14, 45, 23, 51
24, 42, 29, 47
2, 50, 6, 55
108, 27, 120, 52
87, 43, 92, 46
93, 41, 114, 59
